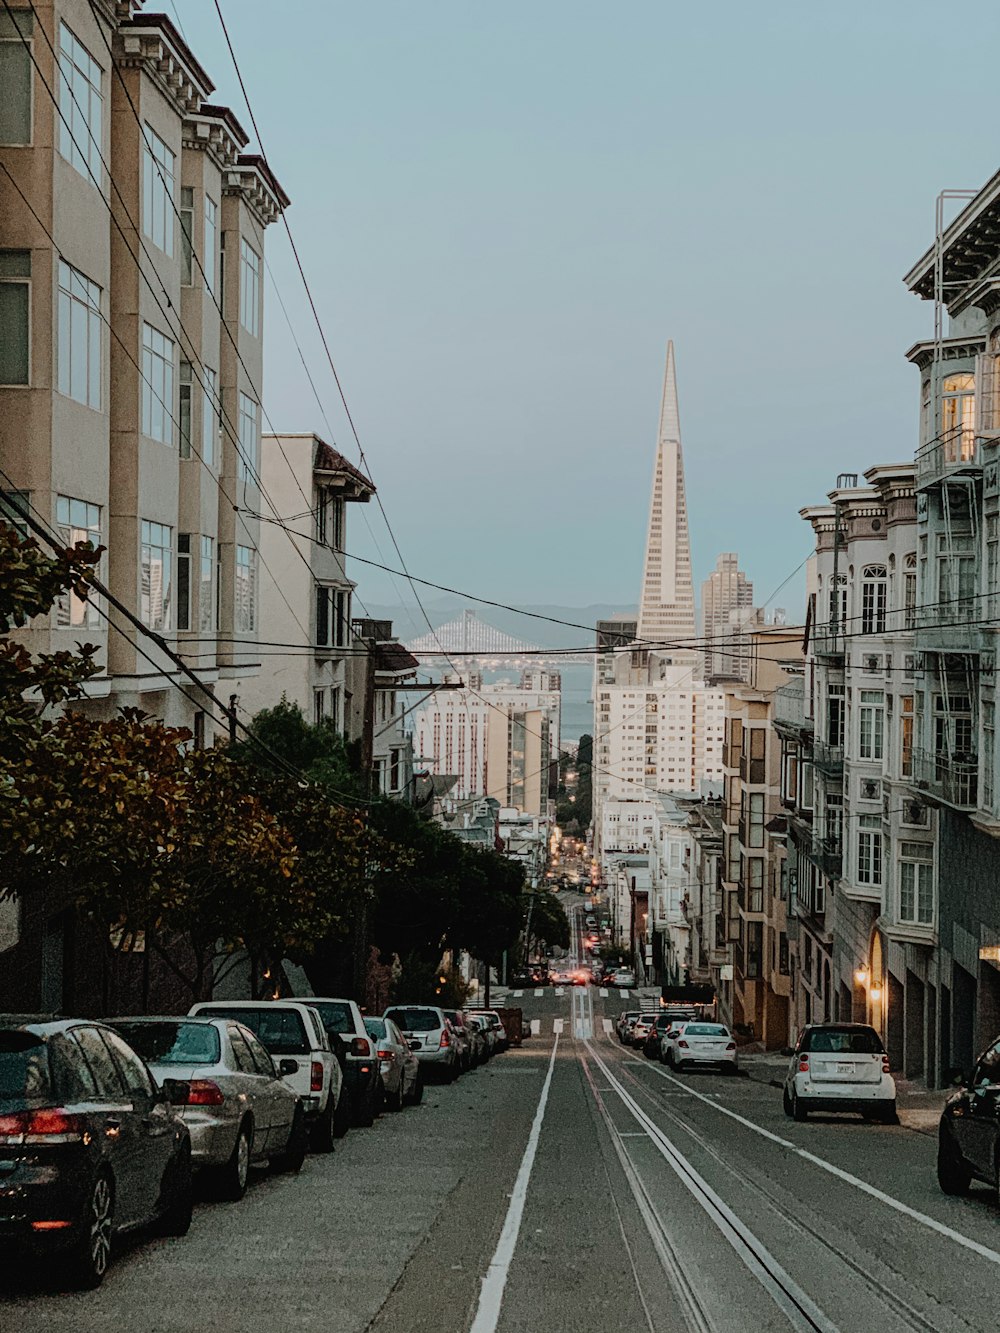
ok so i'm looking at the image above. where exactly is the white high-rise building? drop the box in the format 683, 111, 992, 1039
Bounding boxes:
700, 552, 756, 681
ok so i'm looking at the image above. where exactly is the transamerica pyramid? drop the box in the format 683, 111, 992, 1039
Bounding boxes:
636, 341, 697, 646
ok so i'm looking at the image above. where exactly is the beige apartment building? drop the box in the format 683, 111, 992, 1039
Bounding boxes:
0, 1, 286, 742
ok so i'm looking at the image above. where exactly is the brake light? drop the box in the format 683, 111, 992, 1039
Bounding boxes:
798, 1057, 809, 1073
726, 1042, 737, 1051
377, 1049, 395, 1061
881, 1054, 891, 1074
678, 1040, 689, 1049
30, 1220, 73, 1231
310, 1062, 324, 1093
186, 1079, 225, 1107
440, 1030, 450, 1048
0, 1110, 85, 1145
350, 1036, 371, 1058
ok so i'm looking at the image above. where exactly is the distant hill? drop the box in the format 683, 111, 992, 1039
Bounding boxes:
364, 600, 639, 652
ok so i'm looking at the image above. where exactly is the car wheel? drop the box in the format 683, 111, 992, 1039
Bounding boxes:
792, 1090, 808, 1122
272, 1107, 307, 1173
937, 1130, 972, 1195
448, 1060, 459, 1084
407, 1072, 424, 1106
391, 1077, 405, 1112
216, 1120, 252, 1201
66, 1172, 114, 1290
355, 1084, 376, 1128
156, 1144, 193, 1236
877, 1101, 899, 1126
310, 1096, 337, 1153
782, 1086, 793, 1117
333, 1086, 352, 1139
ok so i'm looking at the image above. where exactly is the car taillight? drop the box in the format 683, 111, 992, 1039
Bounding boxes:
0, 1109, 85, 1145
310, 1062, 324, 1093
377, 1048, 395, 1061
440, 1030, 450, 1047
881, 1055, 891, 1074
678, 1040, 689, 1049
186, 1079, 225, 1107
351, 1036, 371, 1058
798, 1057, 809, 1073
726, 1042, 737, 1051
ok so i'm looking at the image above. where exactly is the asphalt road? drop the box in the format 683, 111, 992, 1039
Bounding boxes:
5, 926, 999, 1330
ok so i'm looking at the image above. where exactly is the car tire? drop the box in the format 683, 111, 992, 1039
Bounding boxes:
333, 1087, 352, 1139
66, 1172, 114, 1290
310, 1096, 337, 1153
217, 1120, 252, 1201
355, 1084, 376, 1128
407, 1072, 424, 1106
272, 1107, 307, 1173
792, 1090, 808, 1122
782, 1086, 793, 1117
156, 1144, 193, 1236
877, 1101, 899, 1125
391, 1078, 405, 1112
937, 1128, 972, 1195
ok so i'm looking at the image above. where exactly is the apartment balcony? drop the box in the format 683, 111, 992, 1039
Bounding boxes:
912, 748, 979, 810
916, 425, 980, 490
806, 833, 842, 880
812, 739, 844, 779
812, 626, 845, 662
772, 679, 812, 741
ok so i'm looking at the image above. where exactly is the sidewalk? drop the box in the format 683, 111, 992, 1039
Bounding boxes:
738, 1052, 950, 1136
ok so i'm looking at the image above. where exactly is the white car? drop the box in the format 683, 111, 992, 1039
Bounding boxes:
782, 1023, 897, 1123
612, 969, 636, 988
663, 1021, 738, 1073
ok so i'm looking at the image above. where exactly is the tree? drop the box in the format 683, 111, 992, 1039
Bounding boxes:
527, 891, 570, 955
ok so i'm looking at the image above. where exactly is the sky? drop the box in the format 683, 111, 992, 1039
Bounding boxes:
173, 0, 1000, 637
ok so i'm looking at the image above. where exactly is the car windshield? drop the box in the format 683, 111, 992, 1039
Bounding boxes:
309, 1002, 355, 1035
0, 1032, 50, 1108
802, 1027, 883, 1055
197, 1008, 309, 1055
684, 1024, 728, 1037
364, 1018, 386, 1040
114, 1021, 221, 1066
385, 1009, 440, 1033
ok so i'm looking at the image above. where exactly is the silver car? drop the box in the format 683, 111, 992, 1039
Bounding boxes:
111, 1016, 307, 1199
383, 1005, 459, 1082
363, 1016, 422, 1110
467, 1014, 494, 1058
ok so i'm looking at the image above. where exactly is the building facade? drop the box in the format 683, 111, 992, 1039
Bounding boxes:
700, 552, 755, 682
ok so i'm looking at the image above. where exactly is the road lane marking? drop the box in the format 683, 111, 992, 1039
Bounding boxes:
599, 987, 608, 997
530, 1018, 541, 1036
534, 988, 543, 997
555, 986, 565, 996
553, 1019, 564, 1034
603, 1018, 614, 1034
469, 1037, 559, 1333
638, 1055, 1000, 1269
586, 1044, 840, 1333
512, 990, 523, 998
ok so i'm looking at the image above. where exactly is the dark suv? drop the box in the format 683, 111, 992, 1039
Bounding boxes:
0, 1016, 192, 1288
937, 1033, 1000, 1197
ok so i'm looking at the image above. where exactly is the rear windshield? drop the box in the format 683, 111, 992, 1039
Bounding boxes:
802, 1027, 883, 1055
684, 1024, 728, 1036
385, 1008, 440, 1032
309, 1002, 355, 1035
0, 1032, 50, 1108
197, 1008, 309, 1055
364, 1018, 386, 1040
114, 1022, 221, 1067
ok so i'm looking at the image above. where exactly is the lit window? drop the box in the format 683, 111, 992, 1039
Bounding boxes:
235, 544, 256, 632
239, 238, 260, 336
141, 323, 174, 444
140, 520, 172, 630
0, 9, 33, 146
58, 22, 102, 182
55, 496, 100, 627
941, 373, 975, 462
142, 124, 175, 255
0, 250, 30, 385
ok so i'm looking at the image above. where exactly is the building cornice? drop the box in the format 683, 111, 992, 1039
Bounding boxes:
182, 104, 247, 172
116, 13, 214, 116
905, 336, 985, 371
223, 154, 289, 227
904, 170, 1000, 303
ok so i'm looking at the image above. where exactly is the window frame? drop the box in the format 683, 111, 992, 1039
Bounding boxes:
140, 322, 175, 445
55, 495, 101, 628
141, 123, 175, 257
139, 518, 173, 631
0, 11, 34, 148
239, 237, 261, 337
0, 250, 31, 386
234, 543, 256, 633
58, 21, 102, 184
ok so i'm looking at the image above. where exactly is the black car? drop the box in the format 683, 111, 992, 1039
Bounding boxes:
642, 1011, 694, 1059
937, 1033, 1000, 1197
0, 1015, 192, 1288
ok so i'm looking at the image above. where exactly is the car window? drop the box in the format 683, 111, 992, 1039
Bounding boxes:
49, 1034, 98, 1103
241, 1029, 277, 1078
364, 1018, 386, 1042
310, 1002, 356, 1035
101, 1029, 156, 1099
113, 1021, 221, 1067
196, 1008, 309, 1055
304, 1010, 328, 1048
385, 1008, 441, 1032
73, 1026, 127, 1100
228, 1028, 258, 1074
973, 1041, 1000, 1086
385, 1020, 406, 1046
684, 1024, 728, 1036
0, 1031, 51, 1107
802, 1027, 883, 1055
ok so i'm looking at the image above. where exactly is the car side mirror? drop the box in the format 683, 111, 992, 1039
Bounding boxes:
780, 1047, 794, 1058
279, 1058, 299, 1076
945, 1065, 967, 1088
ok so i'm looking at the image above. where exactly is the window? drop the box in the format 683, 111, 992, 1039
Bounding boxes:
316, 488, 328, 544
745, 920, 763, 980
778, 931, 789, 975
142, 125, 175, 254
57, 260, 101, 408
140, 520, 172, 630
199, 536, 214, 633
987, 515, 999, 620
332, 497, 344, 551
317, 587, 351, 649
330, 686, 341, 731
141, 323, 174, 444
942, 373, 975, 461
827, 573, 847, 630
827, 682, 845, 748
900, 695, 914, 778
180, 186, 193, 284
746, 857, 764, 912
389, 749, 402, 792
202, 368, 218, 466
237, 392, 257, 480
313, 688, 326, 725
204, 196, 217, 295
58, 23, 102, 182
177, 533, 191, 631
859, 690, 884, 761
0, 9, 32, 146
0, 250, 30, 385
983, 700, 995, 810
55, 496, 100, 627
235, 544, 256, 632
861, 565, 887, 634
904, 565, 917, 630
856, 814, 882, 886
0, 489, 29, 535
178, 359, 192, 457
102, 1029, 155, 1098
899, 842, 933, 925
937, 533, 977, 623
239, 238, 260, 336
72, 1027, 125, 1100
745, 791, 765, 848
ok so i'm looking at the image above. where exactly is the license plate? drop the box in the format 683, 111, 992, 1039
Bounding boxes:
837, 1062, 855, 1075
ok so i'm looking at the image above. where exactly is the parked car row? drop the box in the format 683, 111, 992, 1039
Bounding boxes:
0, 998, 511, 1289
617, 1008, 739, 1073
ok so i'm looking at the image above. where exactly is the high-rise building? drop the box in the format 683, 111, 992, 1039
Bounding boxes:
700, 553, 755, 681
637, 341, 697, 650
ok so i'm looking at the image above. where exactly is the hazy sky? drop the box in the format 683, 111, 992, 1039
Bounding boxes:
175, 0, 1000, 637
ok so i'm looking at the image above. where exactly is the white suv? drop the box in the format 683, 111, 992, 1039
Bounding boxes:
783, 1023, 897, 1124
190, 1001, 343, 1151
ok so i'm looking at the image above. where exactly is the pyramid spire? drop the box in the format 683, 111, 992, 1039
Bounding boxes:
637, 342, 697, 649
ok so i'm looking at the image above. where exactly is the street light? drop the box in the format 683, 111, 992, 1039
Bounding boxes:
854, 967, 869, 986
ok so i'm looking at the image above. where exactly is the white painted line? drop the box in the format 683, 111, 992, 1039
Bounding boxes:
553, 1018, 564, 1035
469, 1037, 560, 1333
555, 987, 565, 997
602, 1018, 613, 1035
599, 988, 608, 998
512, 990, 523, 998
645, 1061, 1000, 1268
620, 989, 629, 999
530, 1018, 541, 1036
534, 988, 543, 998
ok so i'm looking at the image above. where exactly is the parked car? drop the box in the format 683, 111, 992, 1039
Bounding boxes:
362, 1016, 423, 1110
616, 1010, 641, 1044
287, 996, 380, 1129
612, 968, 636, 989
189, 1001, 343, 1150
462, 1015, 488, 1066
509, 969, 534, 987
383, 1006, 459, 1082
0, 1016, 192, 1288
467, 1014, 494, 1058
782, 1023, 896, 1122
469, 1009, 508, 1051
662, 1021, 738, 1073
642, 1011, 690, 1059
109, 1016, 306, 1198
629, 1012, 660, 1047
937, 1034, 1000, 1196
442, 1010, 475, 1072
